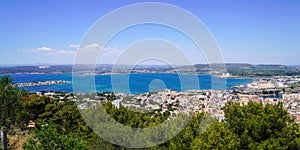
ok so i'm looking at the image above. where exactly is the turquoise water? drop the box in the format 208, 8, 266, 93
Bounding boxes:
1, 73, 252, 94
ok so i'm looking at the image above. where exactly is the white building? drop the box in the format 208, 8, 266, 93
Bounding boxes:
112, 99, 122, 108
77, 103, 88, 109
283, 93, 300, 100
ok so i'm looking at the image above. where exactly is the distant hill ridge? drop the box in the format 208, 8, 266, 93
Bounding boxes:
0, 64, 299, 76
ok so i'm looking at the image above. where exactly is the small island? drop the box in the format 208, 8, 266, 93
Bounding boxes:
15, 80, 71, 87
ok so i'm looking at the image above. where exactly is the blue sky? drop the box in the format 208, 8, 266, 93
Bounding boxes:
0, 0, 299, 65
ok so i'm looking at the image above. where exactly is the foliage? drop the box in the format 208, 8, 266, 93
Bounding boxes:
2, 76, 300, 149
12, 96, 300, 149
191, 122, 240, 149
23, 123, 88, 150
223, 101, 300, 149
0, 76, 21, 130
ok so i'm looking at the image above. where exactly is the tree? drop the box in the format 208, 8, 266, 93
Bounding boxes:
23, 123, 88, 150
20, 94, 51, 122
0, 76, 21, 150
223, 101, 300, 149
0, 76, 21, 129
191, 122, 240, 149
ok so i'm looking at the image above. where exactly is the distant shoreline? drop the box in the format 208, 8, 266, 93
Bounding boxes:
1, 64, 300, 77
1, 72, 296, 79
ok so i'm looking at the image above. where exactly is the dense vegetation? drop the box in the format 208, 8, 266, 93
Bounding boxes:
1, 75, 300, 149
225, 64, 300, 77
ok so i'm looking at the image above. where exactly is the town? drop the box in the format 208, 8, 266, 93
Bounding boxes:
35, 76, 300, 123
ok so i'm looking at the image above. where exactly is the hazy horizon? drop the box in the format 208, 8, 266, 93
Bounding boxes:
0, 62, 299, 67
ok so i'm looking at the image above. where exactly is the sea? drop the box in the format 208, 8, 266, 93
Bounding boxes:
1, 73, 253, 94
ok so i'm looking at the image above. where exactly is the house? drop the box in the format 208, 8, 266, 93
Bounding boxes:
112, 99, 122, 108
77, 102, 88, 109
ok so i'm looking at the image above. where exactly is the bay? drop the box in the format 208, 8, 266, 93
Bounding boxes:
1, 73, 252, 94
